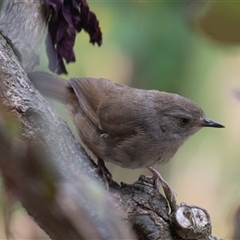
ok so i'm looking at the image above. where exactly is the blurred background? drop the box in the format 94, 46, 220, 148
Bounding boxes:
1, 1, 240, 239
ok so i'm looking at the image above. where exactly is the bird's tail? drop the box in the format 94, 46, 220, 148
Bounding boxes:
27, 71, 69, 103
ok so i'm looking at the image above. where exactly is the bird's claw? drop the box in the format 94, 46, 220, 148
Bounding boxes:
95, 158, 112, 189
148, 166, 177, 212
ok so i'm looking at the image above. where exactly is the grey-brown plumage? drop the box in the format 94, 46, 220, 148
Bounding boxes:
28, 71, 224, 171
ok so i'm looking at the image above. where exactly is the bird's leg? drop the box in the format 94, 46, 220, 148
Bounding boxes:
96, 158, 112, 185
148, 166, 177, 211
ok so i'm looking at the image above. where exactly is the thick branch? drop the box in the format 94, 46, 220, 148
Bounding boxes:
0, 30, 136, 240
0, 109, 135, 239
0, 0, 49, 72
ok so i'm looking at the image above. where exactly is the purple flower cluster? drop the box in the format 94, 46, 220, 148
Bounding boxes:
45, 0, 102, 74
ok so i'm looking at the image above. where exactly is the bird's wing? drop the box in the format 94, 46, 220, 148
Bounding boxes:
68, 78, 150, 138
68, 77, 112, 126
68, 77, 128, 132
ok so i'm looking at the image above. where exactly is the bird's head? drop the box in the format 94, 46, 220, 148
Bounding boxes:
155, 92, 224, 142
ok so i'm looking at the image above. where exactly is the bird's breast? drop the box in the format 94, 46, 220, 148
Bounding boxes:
99, 136, 182, 169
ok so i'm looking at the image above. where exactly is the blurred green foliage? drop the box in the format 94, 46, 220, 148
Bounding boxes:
109, 2, 196, 91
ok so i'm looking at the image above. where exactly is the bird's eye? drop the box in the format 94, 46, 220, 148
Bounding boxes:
179, 118, 189, 126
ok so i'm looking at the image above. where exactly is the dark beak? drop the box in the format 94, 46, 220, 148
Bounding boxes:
202, 118, 225, 128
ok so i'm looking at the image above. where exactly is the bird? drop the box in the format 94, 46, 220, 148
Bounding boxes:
28, 71, 224, 203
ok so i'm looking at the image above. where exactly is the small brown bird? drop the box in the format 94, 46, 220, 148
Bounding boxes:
28, 72, 224, 201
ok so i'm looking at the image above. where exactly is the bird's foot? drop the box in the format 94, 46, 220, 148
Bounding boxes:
95, 158, 112, 189
148, 166, 177, 212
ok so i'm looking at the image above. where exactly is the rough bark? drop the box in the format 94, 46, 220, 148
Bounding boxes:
0, 1, 223, 240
